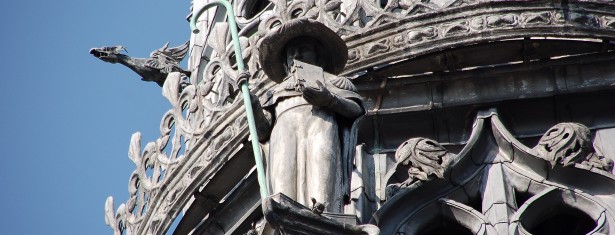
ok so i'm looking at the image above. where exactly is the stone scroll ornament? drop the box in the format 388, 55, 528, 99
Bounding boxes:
385, 138, 454, 199
534, 123, 613, 172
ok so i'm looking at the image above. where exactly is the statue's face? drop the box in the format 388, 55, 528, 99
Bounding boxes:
285, 41, 319, 67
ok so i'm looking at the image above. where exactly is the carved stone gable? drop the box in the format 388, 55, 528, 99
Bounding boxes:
375, 111, 615, 235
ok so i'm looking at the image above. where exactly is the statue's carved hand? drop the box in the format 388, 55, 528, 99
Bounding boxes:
300, 80, 334, 107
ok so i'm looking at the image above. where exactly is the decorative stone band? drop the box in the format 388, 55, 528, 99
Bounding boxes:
341, 1, 615, 75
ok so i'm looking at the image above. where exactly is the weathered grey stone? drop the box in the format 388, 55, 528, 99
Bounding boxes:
254, 19, 365, 213
100, 1, 615, 234
90, 42, 191, 86
262, 193, 379, 235
373, 112, 615, 234
385, 137, 454, 199
534, 122, 614, 172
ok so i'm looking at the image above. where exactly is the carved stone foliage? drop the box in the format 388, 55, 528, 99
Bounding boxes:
103, 3, 274, 233
343, 3, 615, 73
193, 0, 615, 95
199, 23, 247, 112
227, 0, 615, 76
375, 110, 615, 235
534, 122, 613, 172
104, 73, 253, 235
105, 73, 193, 235
252, 0, 482, 37
382, 0, 478, 15
385, 138, 454, 199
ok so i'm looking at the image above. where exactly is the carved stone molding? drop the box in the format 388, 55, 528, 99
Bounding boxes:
342, 2, 615, 74
263, 193, 380, 235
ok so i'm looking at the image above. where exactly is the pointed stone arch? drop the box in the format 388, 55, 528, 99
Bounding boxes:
373, 110, 615, 235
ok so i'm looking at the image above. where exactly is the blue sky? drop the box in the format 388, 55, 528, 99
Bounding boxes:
0, 1, 190, 234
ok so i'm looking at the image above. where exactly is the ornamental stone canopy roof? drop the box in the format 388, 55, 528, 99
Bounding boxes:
99, 0, 615, 234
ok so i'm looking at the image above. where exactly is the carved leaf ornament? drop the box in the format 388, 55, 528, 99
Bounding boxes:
534, 123, 592, 167
386, 138, 453, 198
104, 72, 251, 234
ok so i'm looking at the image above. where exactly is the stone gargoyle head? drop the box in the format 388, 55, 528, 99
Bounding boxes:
89, 46, 128, 64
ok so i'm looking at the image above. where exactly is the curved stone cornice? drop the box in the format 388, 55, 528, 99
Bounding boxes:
104, 73, 275, 234
232, 0, 615, 77
342, 0, 615, 74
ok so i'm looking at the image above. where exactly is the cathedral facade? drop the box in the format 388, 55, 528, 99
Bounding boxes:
102, 0, 615, 234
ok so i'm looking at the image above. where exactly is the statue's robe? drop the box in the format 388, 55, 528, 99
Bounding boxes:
261, 73, 364, 213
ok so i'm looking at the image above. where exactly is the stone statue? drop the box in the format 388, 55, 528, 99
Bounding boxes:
253, 19, 365, 213
90, 41, 191, 86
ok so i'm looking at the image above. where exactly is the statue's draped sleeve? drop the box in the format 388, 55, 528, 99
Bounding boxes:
326, 74, 366, 203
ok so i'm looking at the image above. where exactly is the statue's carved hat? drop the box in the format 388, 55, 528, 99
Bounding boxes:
258, 18, 348, 83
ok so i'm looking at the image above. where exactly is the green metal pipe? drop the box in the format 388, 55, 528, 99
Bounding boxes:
190, 0, 269, 199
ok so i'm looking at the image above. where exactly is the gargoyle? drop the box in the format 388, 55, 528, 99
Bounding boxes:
90, 41, 191, 87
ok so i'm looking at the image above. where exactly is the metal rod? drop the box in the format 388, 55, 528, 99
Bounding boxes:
190, 0, 269, 199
